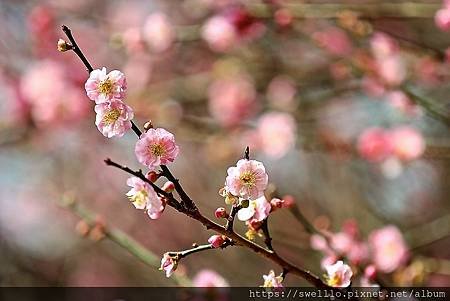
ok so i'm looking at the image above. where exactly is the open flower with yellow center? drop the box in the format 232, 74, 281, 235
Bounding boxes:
135, 128, 180, 170
262, 270, 283, 288
126, 177, 165, 219
237, 195, 271, 222
85, 67, 127, 103
225, 159, 268, 200
94, 100, 134, 138
325, 260, 353, 287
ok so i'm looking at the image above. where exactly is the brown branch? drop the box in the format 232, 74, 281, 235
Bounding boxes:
104, 158, 328, 288
169, 240, 234, 259
225, 204, 242, 232
61, 25, 337, 290
261, 218, 274, 251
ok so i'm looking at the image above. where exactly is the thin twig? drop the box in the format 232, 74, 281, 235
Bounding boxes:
61, 25, 142, 137
261, 218, 274, 251
104, 158, 329, 288
169, 240, 234, 259
226, 204, 242, 232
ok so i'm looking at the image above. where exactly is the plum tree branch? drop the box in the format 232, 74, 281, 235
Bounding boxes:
104, 158, 329, 288
61, 25, 343, 290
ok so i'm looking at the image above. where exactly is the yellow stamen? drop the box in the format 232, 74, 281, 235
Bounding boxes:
102, 108, 121, 125
327, 274, 342, 287
149, 143, 166, 157
128, 190, 148, 208
97, 78, 114, 95
239, 171, 256, 187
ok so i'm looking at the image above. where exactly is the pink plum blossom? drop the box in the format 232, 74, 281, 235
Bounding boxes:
266, 76, 297, 110
143, 12, 174, 52
390, 126, 425, 161
160, 253, 178, 277
135, 128, 180, 170
369, 225, 409, 273
20, 60, 88, 126
262, 270, 283, 288
94, 100, 134, 138
237, 196, 271, 222
347, 242, 369, 265
85, 67, 127, 103
313, 27, 353, 57
193, 269, 229, 287
257, 112, 297, 159
370, 32, 398, 59
325, 260, 353, 288
208, 76, 257, 127
357, 127, 393, 163
377, 55, 406, 86
202, 16, 237, 52
225, 159, 268, 200
225, 7, 265, 40
208, 235, 226, 248
126, 177, 164, 219
386, 91, 421, 116
435, 8, 450, 31
310, 234, 333, 255
331, 232, 353, 254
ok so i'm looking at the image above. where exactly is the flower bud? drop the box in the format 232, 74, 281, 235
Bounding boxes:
162, 181, 175, 193
143, 120, 154, 132
146, 171, 160, 182
75, 220, 90, 237
215, 207, 228, 219
208, 235, 226, 248
270, 198, 283, 210
364, 264, 377, 281
57, 38, 72, 52
248, 219, 262, 231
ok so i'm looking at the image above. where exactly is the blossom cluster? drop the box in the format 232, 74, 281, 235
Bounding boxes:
357, 125, 425, 177
311, 221, 409, 287
85, 67, 133, 138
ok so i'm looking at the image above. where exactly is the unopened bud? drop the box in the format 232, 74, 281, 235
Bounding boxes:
248, 219, 262, 231
89, 225, 106, 241
162, 181, 175, 193
364, 265, 377, 281
143, 120, 154, 132
57, 38, 72, 52
146, 171, 160, 182
208, 235, 226, 248
75, 220, 90, 237
270, 198, 283, 210
214, 207, 228, 219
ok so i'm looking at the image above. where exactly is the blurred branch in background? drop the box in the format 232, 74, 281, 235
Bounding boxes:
58, 195, 192, 286
247, 2, 441, 19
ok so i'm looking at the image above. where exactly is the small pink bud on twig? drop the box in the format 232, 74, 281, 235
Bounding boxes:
364, 265, 377, 281
162, 181, 175, 193
215, 207, 229, 219
208, 235, 226, 248
75, 220, 90, 237
146, 171, 160, 182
